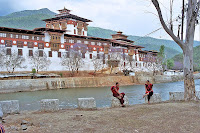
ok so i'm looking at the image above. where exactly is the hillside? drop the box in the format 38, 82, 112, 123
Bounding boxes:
173, 45, 200, 70
0, 8, 55, 30
0, 8, 191, 58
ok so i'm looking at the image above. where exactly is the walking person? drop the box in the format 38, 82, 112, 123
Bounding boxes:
111, 82, 125, 107
143, 80, 153, 104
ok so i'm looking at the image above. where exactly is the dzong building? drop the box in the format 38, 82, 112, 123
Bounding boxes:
0, 7, 159, 72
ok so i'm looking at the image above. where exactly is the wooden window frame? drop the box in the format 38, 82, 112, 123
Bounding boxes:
18, 49, 23, 56
39, 50, 43, 57
6, 48, 11, 55
49, 51, 52, 57
90, 54, 92, 59
29, 50, 33, 56
58, 52, 61, 57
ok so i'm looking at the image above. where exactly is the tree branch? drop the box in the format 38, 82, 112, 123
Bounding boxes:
151, 0, 185, 50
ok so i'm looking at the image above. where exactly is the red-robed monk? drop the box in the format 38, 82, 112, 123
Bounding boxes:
111, 82, 125, 107
143, 80, 153, 104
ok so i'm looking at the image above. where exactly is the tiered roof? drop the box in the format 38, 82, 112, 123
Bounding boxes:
33, 27, 66, 33
43, 7, 92, 22
0, 27, 43, 35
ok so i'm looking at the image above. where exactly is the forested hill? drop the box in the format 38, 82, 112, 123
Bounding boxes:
172, 45, 200, 71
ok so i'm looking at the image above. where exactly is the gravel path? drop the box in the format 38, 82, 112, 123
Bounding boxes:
2, 101, 200, 133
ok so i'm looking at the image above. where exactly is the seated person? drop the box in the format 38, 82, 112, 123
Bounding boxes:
111, 82, 125, 107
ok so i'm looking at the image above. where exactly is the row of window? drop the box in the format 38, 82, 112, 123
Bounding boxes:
0, 33, 44, 41
6, 49, 103, 60
73, 29, 85, 36
65, 39, 109, 46
4, 41, 44, 49
5, 49, 146, 63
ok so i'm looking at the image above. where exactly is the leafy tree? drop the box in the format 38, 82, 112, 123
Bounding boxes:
157, 45, 166, 71
167, 59, 174, 70
157, 45, 165, 59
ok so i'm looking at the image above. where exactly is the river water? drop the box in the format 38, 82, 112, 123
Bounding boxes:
0, 79, 199, 111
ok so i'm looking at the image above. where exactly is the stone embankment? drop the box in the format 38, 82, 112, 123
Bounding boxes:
0, 73, 199, 93
133, 73, 200, 84
0, 76, 133, 93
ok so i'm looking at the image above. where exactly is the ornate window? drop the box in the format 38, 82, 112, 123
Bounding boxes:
58, 52, 61, 57
90, 54, 92, 59
27, 42, 34, 48
38, 43, 44, 49
17, 41, 24, 48
29, 50, 33, 56
6, 48, 11, 55
39, 50, 43, 57
5, 40, 12, 47
49, 51, 52, 57
18, 49, 23, 56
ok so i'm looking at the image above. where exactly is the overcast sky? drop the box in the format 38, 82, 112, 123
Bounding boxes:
0, 0, 200, 41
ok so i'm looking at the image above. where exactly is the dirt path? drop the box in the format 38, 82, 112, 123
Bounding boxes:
2, 101, 200, 133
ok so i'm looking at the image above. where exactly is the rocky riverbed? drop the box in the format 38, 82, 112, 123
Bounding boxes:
2, 101, 200, 133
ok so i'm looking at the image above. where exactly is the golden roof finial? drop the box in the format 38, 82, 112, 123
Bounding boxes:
117, 31, 123, 34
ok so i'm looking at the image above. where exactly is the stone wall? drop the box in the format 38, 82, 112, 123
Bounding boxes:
0, 73, 199, 94
0, 76, 133, 93
133, 73, 200, 84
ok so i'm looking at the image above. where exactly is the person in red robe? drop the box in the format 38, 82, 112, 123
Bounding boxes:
143, 80, 153, 104
111, 82, 125, 107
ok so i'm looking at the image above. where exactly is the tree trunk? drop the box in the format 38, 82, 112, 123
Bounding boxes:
151, 0, 199, 100
183, 0, 197, 100
12, 68, 15, 73
183, 46, 196, 100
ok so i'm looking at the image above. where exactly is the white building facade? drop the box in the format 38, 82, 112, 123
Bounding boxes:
0, 8, 159, 72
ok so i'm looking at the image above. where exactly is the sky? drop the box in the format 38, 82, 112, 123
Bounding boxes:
0, 0, 200, 41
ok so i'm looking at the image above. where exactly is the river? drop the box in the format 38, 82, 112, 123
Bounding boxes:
0, 79, 199, 111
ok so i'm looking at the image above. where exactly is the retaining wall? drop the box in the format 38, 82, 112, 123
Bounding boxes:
0, 76, 133, 93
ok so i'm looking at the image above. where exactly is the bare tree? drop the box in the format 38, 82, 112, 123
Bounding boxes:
170, 0, 175, 31
107, 51, 121, 74
3, 50, 26, 73
29, 50, 51, 73
151, 0, 200, 100
143, 53, 162, 75
119, 54, 131, 75
0, 46, 5, 69
61, 50, 84, 76
92, 55, 104, 75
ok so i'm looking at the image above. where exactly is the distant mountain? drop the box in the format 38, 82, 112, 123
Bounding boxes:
4, 8, 56, 18
1, 8, 198, 58
0, 8, 55, 30
172, 45, 200, 71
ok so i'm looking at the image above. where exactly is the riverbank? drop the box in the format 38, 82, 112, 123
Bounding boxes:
0, 76, 134, 93
0, 73, 199, 94
2, 101, 200, 132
